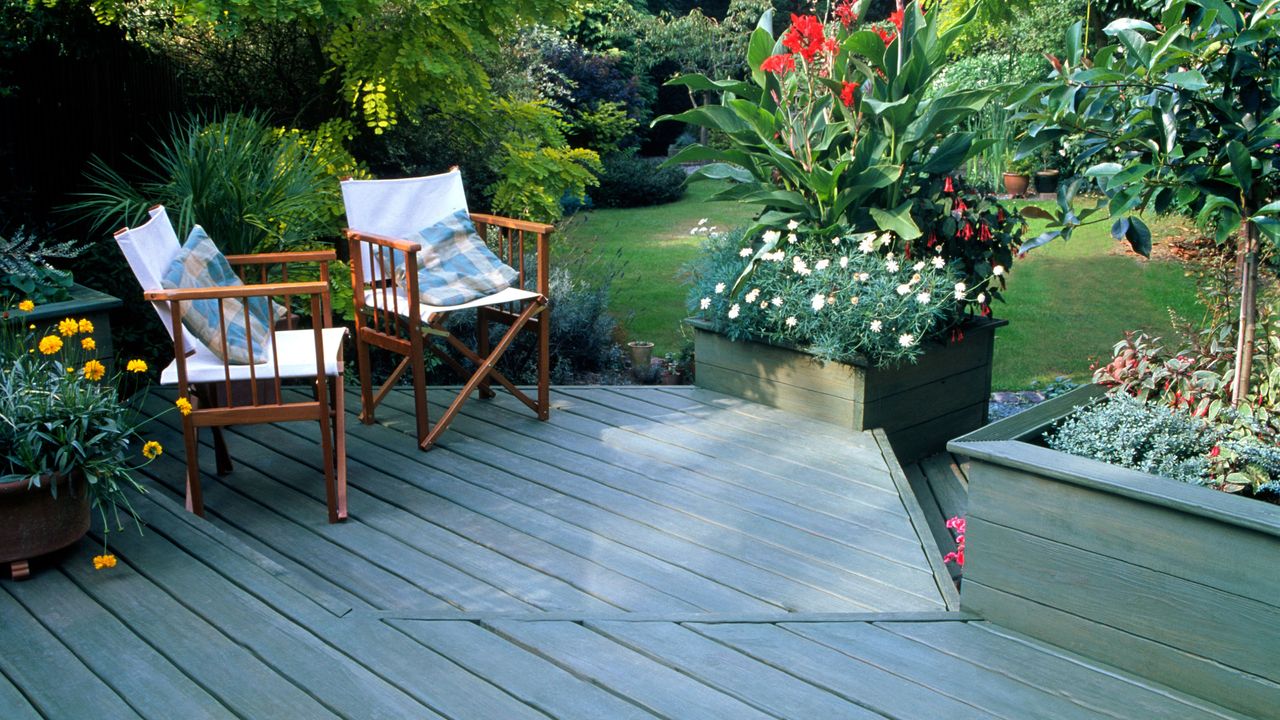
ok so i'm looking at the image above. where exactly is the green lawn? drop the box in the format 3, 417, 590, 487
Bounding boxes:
559, 185, 1203, 390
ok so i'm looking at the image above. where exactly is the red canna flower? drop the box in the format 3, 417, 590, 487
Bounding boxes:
760, 54, 797, 75
873, 25, 896, 46
839, 81, 860, 107
834, 1, 858, 27
888, 8, 905, 30
783, 14, 831, 62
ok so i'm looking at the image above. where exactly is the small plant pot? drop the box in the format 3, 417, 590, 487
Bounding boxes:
660, 370, 681, 385
0, 471, 91, 580
1034, 170, 1060, 194
627, 341, 654, 380
1002, 172, 1031, 197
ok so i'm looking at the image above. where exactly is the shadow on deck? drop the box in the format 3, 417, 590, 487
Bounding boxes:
0, 387, 1248, 719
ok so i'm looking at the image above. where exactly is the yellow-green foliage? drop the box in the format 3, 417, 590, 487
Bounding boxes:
486, 99, 600, 223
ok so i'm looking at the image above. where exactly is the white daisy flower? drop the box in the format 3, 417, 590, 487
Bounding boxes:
831, 237, 841, 245
762, 230, 781, 245
739, 248, 753, 257
785, 316, 798, 327
899, 333, 915, 347
916, 292, 931, 304
815, 259, 830, 271
728, 303, 740, 319
857, 272, 870, 282
896, 283, 911, 296
771, 296, 784, 307
850, 296, 859, 305
700, 297, 712, 310
839, 256, 849, 268
886, 259, 900, 273
787, 219, 800, 231
870, 320, 882, 333
913, 261, 925, 272
811, 294, 826, 311
954, 288, 966, 301
993, 264, 1006, 276
714, 282, 726, 294
858, 236, 876, 254
932, 256, 946, 269
977, 292, 987, 304
955, 281, 967, 292
786, 232, 798, 245
744, 288, 760, 304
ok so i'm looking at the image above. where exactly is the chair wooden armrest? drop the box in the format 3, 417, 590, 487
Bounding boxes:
224, 250, 337, 265
468, 213, 555, 236
144, 281, 330, 304
343, 229, 423, 254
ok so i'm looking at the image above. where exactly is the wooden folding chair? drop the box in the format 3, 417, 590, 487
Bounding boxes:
115, 206, 349, 522
341, 169, 551, 450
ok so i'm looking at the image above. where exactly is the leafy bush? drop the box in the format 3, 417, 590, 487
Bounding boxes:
0, 228, 81, 305
687, 227, 962, 367
591, 152, 686, 208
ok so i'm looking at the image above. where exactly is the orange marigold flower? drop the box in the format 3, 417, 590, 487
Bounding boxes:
176, 397, 193, 416
142, 440, 163, 460
78, 318, 94, 334
58, 317, 78, 337
81, 337, 96, 351
83, 359, 106, 382
126, 359, 148, 373
92, 554, 118, 570
17, 299, 34, 312
38, 335, 62, 355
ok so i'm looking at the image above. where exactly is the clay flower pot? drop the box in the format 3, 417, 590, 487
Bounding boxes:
1002, 172, 1031, 197
0, 471, 91, 580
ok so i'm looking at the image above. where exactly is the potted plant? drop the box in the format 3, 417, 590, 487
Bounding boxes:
661, 3, 1028, 460
0, 228, 122, 360
1002, 155, 1034, 197
0, 305, 173, 579
1033, 149, 1060, 194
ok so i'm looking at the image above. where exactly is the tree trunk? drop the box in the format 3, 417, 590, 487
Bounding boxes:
1231, 217, 1260, 406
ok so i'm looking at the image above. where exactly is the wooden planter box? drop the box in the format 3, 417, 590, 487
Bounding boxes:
689, 317, 1004, 463
949, 385, 1280, 719
14, 284, 122, 363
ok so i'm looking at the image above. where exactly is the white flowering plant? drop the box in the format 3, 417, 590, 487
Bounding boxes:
688, 226, 966, 366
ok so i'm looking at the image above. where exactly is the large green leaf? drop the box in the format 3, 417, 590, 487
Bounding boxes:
922, 132, 974, 173
903, 90, 992, 143
747, 24, 776, 89
667, 74, 760, 99
1163, 69, 1208, 91
1226, 140, 1252, 195
1103, 18, 1158, 34
689, 163, 754, 184
657, 106, 751, 134
841, 31, 886, 70
869, 201, 921, 240
1124, 215, 1152, 257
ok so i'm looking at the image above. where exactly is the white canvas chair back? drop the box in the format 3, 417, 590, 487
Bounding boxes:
340, 169, 470, 282
114, 205, 196, 355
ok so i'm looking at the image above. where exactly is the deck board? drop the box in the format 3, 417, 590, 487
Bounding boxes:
0, 386, 1252, 719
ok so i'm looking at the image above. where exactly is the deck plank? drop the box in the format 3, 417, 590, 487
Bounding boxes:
0, 668, 41, 720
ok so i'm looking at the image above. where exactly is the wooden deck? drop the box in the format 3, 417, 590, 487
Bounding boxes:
0, 387, 1248, 718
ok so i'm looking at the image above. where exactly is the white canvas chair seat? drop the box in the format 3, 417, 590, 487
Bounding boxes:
115, 205, 348, 523
362, 286, 540, 321
160, 327, 347, 385
342, 169, 552, 450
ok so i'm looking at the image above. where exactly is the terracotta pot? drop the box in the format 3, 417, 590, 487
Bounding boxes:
1002, 172, 1031, 197
1034, 169, 1060, 194
660, 371, 681, 386
0, 471, 91, 580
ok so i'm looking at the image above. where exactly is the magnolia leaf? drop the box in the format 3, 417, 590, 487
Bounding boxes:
1019, 206, 1055, 221
1252, 217, 1280, 242
1125, 215, 1152, 257
1226, 140, 1252, 195
1104, 18, 1158, 34
1254, 200, 1280, 216
869, 201, 922, 241
1164, 69, 1209, 91
1111, 216, 1130, 240
1019, 230, 1061, 253
1085, 162, 1123, 178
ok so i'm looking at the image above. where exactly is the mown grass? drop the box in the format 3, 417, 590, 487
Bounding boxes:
558, 184, 1203, 390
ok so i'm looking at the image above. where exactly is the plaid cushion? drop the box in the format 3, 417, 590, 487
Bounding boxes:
392, 210, 518, 306
161, 226, 275, 364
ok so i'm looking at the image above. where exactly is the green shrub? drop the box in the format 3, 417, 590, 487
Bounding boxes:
591, 152, 686, 209
0, 228, 81, 305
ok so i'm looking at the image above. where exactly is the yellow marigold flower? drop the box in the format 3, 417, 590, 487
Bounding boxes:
142, 440, 163, 460
83, 359, 106, 381
175, 397, 193, 416
126, 359, 148, 373
38, 335, 62, 354
92, 554, 118, 570
57, 317, 78, 337
78, 318, 94, 334
81, 337, 96, 351
17, 299, 34, 312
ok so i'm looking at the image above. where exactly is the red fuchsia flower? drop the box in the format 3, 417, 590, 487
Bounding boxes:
954, 197, 968, 214
888, 8, 905, 30
873, 25, 897, 46
927, 232, 939, 248
979, 223, 993, 242
997, 208, 1006, 223
834, 1, 858, 27
783, 14, 831, 62
943, 176, 954, 193
760, 54, 797, 75
981, 304, 992, 317
839, 81, 860, 107
943, 516, 966, 566
959, 222, 974, 240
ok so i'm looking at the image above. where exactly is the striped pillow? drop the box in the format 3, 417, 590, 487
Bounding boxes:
392, 210, 518, 307
161, 226, 275, 364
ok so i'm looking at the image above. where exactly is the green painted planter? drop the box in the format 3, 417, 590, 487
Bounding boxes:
689, 317, 1004, 463
10, 284, 122, 363
949, 385, 1280, 719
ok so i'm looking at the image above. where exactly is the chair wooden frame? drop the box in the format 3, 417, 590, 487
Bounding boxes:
126, 233, 348, 523
344, 213, 552, 451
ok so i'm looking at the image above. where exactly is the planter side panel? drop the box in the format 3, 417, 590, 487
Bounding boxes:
962, 457, 1280, 717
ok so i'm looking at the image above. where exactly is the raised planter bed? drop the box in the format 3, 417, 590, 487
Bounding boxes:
949, 385, 1280, 719
13, 284, 122, 363
688, 317, 1004, 463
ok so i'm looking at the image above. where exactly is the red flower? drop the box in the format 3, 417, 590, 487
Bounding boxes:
783, 14, 831, 62
979, 223, 993, 242
959, 222, 974, 240
834, 1, 858, 27
997, 208, 1006, 223
954, 198, 967, 214
1209, 445, 1221, 458
943, 176, 954, 193
873, 25, 897, 46
888, 8, 905, 30
839, 81, 860, 107
760, 54, 797, 75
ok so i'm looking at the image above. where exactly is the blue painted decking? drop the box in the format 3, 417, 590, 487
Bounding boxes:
0, 387, 1246, 718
